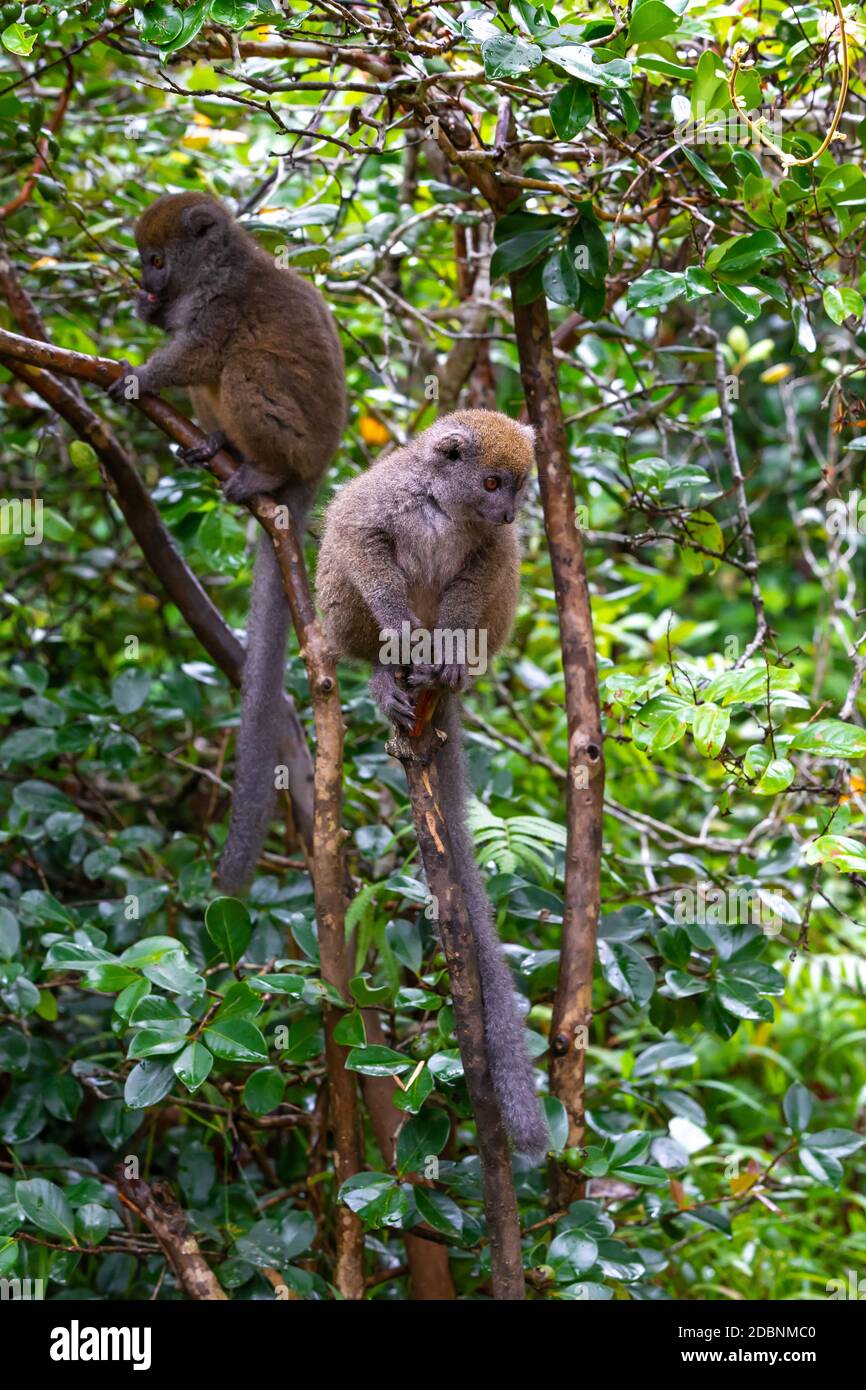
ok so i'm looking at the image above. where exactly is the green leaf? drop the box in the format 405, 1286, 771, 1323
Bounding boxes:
127, 1027, 188, 1059
490, 223, 561, 279
543, 246, 581, 306
173, 1042, 214, 1093
204, 1018, 269, 1064
598, 939, 655, 1005
550, 80, 593, 139
0, 907, 20, 961
159, 0, 209, 55
627, 268, 685, 310
678, 145, 727, 197
120, 935, 184, 967
692, 703, 729, 758
802, 1128, 863, 1158
823, 285, 864, 326
706, 230, 784, 274
205, 896, 252, 967
681, 510, 723, 574
754, 758, 795, 795
16, 1179, 75, 1240
481, 32, 542, 78
124, 1060, 176, 1108
551, 45, 632, 89
333, 1009, 366, 1046
136, 2, 184, 44
791, 719, 866, 758
716, 979, 773, 1022
338, 1170, 397, 1215
76, 1203, 110, 1246
804, 834, 866, 873
345, 1045, 414, 1077
111, 669, 150, 715
43, 1074, 82, 1121
628, 0, 681, 45
414, 1186, 463, 1236
1, 22, 36, 56
783, 1083, 813, 1133
799, 1147, 843, 1185
243, 1066, 285, 1116
718, 283, 762, 322
209, 0, 259, 26
396, 1108, 451, 1175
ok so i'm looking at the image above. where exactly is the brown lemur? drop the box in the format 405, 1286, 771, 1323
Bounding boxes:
107, 191, 346, 893
317, 410, 549, 1159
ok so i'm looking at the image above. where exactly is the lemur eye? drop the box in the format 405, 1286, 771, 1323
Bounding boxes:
483, 476, 500, 492
151, 254, 164, 269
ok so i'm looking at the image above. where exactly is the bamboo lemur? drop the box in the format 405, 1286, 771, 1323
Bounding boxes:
107, 191, 346, 893
317, 410, 550, 1159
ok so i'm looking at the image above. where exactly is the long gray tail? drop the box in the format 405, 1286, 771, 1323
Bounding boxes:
436, 694, 550, 1160
218, 490, 303, 894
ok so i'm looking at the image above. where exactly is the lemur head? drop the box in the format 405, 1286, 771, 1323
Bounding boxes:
133, 192, 237, 326
423, 409, 536, 526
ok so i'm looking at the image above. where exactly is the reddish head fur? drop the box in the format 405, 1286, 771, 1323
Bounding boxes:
135, 191, 225, 249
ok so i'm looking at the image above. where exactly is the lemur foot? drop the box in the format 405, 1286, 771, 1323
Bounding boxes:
370, 668, 416, 731
178, 431, 228, 467
222, 463, 286, 503
407, 660, 468, 691
107, 360, 138, 404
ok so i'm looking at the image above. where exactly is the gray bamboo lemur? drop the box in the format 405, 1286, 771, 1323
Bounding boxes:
107, 191, 346, 893
317, 410, 550, 1160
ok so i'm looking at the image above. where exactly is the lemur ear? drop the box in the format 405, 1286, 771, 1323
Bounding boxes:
519, 423, 536, 446
431, 429, 468, 464
183, 202, 221, 239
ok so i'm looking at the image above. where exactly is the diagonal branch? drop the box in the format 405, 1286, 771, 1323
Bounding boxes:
114, 1168, 227, 1300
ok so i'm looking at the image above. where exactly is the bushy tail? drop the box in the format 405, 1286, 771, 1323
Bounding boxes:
218, 485, 308, 894
436, 694, 550, 1161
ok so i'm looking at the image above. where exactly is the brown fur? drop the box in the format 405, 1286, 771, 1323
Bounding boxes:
111, 192, 346, 892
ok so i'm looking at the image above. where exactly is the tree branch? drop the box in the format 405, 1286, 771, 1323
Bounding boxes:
113, 1168, 227, 1300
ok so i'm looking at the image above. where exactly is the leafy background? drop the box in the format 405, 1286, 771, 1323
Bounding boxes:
1, 0, 866, 1299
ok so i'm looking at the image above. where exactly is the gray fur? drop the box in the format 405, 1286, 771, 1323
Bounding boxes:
437, 695, 550, 1160
317, 411, 549, 1158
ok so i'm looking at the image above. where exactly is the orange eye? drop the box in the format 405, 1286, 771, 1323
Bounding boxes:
483, 476, 500, 491
152, 254, 164, 269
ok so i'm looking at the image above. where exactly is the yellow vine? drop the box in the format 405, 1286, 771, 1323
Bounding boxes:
727, 0, 849, 167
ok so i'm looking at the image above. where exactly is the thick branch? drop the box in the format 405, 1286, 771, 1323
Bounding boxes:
509, 284, 605, 1191
424, 95, 607, 1192
114, 1168, 227, 1300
